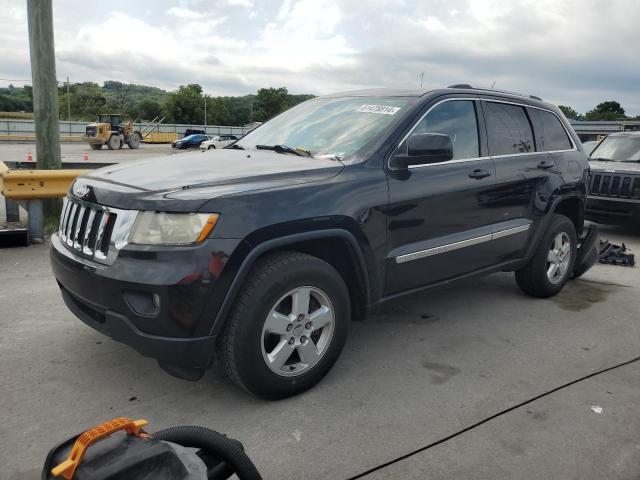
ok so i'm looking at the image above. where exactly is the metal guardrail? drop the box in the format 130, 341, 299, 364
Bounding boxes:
0, 167, 88, 199
1, 161, 103, 243
0, 119, 249, 139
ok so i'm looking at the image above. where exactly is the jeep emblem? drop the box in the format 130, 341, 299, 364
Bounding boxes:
75, 184, 90, 198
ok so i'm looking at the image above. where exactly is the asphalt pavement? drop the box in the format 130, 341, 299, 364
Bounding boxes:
0, 224, 638, 479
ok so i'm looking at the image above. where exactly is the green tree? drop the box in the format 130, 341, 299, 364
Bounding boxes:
103, 81, 133, 114
165, 84, 204, 124
205, 96, 230, 125
254, 87, 290, 121
558, 105, 581, 120
585, 101, 626, 121
58, 82, 106, 120
134, 99, 164, 121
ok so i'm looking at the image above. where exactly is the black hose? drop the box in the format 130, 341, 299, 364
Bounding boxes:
153, 426, 262, 480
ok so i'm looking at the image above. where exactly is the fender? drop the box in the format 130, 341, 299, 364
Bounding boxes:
523, 193, 585, 261
209, 228, 371, 337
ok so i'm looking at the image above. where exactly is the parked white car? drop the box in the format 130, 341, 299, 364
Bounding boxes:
200, 134, 240, 150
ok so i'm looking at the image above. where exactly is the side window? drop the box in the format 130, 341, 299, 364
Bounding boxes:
484, 102, 534, 155
528, 108, 573, 151
413, 100, 479, 160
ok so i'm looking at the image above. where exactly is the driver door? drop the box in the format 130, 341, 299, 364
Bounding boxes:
385, 98, 502, 294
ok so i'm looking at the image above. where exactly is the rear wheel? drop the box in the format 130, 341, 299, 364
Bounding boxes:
127, 133, 141, 149
106, 135, 120, 150
515, 214, 577, 298
219, 252, 350, 399
89, 144, 102, 150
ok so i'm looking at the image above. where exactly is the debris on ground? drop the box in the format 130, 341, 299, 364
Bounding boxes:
599, 240, 635, 266
590, 405, 603, 414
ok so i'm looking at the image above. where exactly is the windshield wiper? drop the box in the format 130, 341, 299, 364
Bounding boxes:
591, 157, 613, 162
224, 143, 244, 150
256, 144, 313, 157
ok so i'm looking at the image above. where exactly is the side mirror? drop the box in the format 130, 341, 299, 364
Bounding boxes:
392, 133, 453, 169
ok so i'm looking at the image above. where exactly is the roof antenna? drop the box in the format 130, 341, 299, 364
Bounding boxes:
491, 81, 496, 89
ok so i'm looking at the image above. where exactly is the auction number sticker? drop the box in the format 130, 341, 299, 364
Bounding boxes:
358, 104, 401, 115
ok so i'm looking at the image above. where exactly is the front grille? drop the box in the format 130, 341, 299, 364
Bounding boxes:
589, 172, 640, 199
59, 197, 116, 261
85, 125, 97, 137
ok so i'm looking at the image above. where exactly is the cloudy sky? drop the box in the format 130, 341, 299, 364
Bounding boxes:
1, 0, 639, 115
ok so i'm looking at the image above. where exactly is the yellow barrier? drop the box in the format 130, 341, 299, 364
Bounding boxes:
142, 132, 178, 143
0, 135, 84, 142
0, 168, 88, 199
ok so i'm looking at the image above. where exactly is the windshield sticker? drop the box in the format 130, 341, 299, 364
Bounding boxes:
358, 104, 401, 115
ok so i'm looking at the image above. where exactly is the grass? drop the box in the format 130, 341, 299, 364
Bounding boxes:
0, 111, 34, 119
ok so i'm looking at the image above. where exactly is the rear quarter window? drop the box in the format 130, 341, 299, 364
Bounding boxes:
528, 108, 573, 151
483, 102, 534, 156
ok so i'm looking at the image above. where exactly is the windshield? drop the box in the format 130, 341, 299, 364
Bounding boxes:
590, 136, 640, 162
235, 96, 413, 160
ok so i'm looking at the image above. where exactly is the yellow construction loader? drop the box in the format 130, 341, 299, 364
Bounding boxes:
83, 114, 143, 150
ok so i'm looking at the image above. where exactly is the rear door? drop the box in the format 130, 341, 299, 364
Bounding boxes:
481, 99, 564, 261
385, 98, 504, 294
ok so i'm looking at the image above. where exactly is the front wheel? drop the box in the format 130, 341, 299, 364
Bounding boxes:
106, 135, 120, 150
515, 214, 577, 298
208, 145, 215, 150
127, 133, 141, 149
89, 144, 102, 150
219, 252, 350, 399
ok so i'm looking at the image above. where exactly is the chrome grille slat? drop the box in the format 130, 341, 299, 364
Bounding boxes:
93, 212, 110, 259
72, 205, 87, 249
59, 198, 71, 240
66, 203, 78, 246
82, 209, 97, 255
57, 196, 133, 264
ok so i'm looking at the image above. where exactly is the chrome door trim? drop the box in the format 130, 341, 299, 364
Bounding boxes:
491, 223, 531, 239
395, 234, 492, 264
394, 223, 531, 264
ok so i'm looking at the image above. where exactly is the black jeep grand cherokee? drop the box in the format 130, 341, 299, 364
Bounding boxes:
51, 87, 595, 399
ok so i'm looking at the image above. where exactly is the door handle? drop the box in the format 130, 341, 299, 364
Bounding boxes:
469, 169, 491, 179
537, 161, 554, 170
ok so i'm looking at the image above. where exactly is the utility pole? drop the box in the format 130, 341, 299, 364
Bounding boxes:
66, 76, 71, 120
204, 94, 207, 129
27, 0, 61, 171
419, 72, 424, 89
27, 0, 62, 239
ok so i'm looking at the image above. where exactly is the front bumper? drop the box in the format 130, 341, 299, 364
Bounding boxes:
50, 233, 242, 370
585, 195, 640, 225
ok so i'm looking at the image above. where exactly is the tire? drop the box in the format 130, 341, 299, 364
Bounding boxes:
127, 133, 141, 149
89, 144, 102, 150
515, 214, 577, 298
208, 145, 215, 150
106, 135, 120, 150
219, 251, 350, 399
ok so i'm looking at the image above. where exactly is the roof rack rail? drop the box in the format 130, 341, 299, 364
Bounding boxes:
446, 84, 544, 101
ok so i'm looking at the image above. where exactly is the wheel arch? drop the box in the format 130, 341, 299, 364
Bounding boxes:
210, 229, 371, 337
552, 196, 584, 235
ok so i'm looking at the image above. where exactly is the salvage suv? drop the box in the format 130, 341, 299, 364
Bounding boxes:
51, 86, 597, 399
586, 132, 640, 225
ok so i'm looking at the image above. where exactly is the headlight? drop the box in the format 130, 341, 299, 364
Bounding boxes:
129, 212, 219, 246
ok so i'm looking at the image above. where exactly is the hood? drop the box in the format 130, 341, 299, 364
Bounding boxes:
73, 148, 343, 211
589, 160, 640, 174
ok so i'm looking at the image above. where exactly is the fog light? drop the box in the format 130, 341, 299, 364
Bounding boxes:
153, 293, 161, 309
124, 290, 161, 317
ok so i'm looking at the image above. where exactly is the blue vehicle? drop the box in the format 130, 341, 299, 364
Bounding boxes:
172, 134, 211, 149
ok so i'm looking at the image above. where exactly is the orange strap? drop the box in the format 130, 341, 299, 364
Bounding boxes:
51, 417, 148, 479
